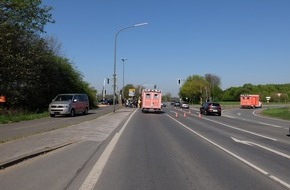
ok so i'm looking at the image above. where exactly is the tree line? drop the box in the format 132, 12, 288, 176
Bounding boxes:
179, 74, 290, 104
0, 0, 97, 112
120, 75, 290, 104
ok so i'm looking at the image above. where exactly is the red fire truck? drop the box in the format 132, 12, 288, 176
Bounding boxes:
141, 89, 162, 113
240, 94, 262, 108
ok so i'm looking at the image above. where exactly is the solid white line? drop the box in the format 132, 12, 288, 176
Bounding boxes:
167, 114, 290, 189
258, 121, 287, 129
250, 141, 290, 160
197, 115, 277, 141
232, 137, 290, 160
79, 109, 138, 190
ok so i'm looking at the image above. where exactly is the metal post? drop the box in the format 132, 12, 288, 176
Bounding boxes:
122, 58, 127, 99
113, 22, 148, 113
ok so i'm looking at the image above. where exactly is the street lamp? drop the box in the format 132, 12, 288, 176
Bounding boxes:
121, 58, 127, 99
113, 22, 148, 112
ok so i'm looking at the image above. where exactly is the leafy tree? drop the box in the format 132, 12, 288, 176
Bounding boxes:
0, 1, 98, 111
222, 83, 290, 102
204, 73, 221, 101
179, 75, 208, 104
0, 0, 54, 33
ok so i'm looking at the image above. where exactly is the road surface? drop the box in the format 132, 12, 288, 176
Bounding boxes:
0, 105, 289, 190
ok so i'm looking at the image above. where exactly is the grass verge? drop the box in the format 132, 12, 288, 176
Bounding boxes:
261, 107, 290, 120
0, 111, 49, 124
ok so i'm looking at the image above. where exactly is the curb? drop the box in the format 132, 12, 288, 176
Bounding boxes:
0, 141, 77, 170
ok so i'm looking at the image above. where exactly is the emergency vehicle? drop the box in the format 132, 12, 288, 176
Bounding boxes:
240, 94, 262, 108
141, 89, 162, 113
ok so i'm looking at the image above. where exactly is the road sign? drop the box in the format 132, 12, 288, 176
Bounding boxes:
129, 89, 135, 97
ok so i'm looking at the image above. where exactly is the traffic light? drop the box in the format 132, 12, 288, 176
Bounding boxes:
154, 85, 156, 89
107, 78, 109, 84
178, 78, 181, 85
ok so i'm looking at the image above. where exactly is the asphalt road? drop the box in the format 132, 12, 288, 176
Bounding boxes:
94, 107, 290, 190
0, 105, 290, 190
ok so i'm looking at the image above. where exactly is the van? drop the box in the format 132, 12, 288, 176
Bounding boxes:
48, 93, 89, 117
141, 89, 162, 113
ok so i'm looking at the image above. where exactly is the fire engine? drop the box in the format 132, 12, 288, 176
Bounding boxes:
240, 94, 262, 108
141, 89, 162, 113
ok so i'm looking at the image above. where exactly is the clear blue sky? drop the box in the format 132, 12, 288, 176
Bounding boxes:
42, 0, 290, 97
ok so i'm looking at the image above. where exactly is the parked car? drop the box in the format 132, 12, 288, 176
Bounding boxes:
180, 102, 189, 109
161, 102, 166, 107
107, 99, 118, 105
200, 102, 221, 116
48, 93, 89, 117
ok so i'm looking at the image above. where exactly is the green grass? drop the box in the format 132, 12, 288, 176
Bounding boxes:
261, 107, 290, 120
0, 110, 49, 124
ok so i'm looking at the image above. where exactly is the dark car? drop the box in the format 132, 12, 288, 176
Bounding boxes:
174, 102, 180, 107
200, 102, 221, 116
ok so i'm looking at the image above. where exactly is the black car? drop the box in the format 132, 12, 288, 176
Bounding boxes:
200, 102, 221, 116
174, 102, 180, 107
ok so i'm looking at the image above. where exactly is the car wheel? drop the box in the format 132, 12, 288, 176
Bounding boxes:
218, 112, 221, 116
83, 108, 88, 115
70, 109, 75, 117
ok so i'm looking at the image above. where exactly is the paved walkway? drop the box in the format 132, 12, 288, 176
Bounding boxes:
0, 108, 135, 168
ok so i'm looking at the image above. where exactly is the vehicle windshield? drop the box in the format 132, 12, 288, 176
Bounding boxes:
54, 95, 73, 101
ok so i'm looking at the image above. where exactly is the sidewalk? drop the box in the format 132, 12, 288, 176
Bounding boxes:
0, 108, 135, 169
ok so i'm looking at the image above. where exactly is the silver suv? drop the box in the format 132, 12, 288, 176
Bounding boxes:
48, 94, 89, 117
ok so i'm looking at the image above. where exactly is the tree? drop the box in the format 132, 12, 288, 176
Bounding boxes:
204, 73, 221, 101
0, 1, 98, 111
179, 75, 208, 104
0, 0, 54, 33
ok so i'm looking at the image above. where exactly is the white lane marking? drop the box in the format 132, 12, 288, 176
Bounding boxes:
167, 114, 290, 189
222, 110, 287, 130
257, 122, 287, 129
193, 114, 277, 141
232, 137, 290, 160
79, 109, 138, 190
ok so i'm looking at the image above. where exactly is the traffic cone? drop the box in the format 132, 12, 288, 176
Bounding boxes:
175, 112, 178, 118
184, 112, 186, 118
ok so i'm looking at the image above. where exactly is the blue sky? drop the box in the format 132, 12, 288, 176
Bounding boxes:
42, 0, 290, 97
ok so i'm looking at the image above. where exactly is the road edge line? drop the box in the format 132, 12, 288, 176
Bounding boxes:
79, 108, 138, 190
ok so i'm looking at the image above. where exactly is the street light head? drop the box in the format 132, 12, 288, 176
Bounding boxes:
134, 22, 148, 27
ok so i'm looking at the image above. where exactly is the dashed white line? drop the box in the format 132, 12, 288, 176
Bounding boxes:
196, 114, 277, 141
167, 113, 290, 189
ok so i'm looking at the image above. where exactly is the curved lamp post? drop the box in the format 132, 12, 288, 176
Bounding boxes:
121, 58, 127, 99
113, 22, 148, 112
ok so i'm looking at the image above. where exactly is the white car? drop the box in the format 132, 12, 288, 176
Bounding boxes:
180, 102, 189, 109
